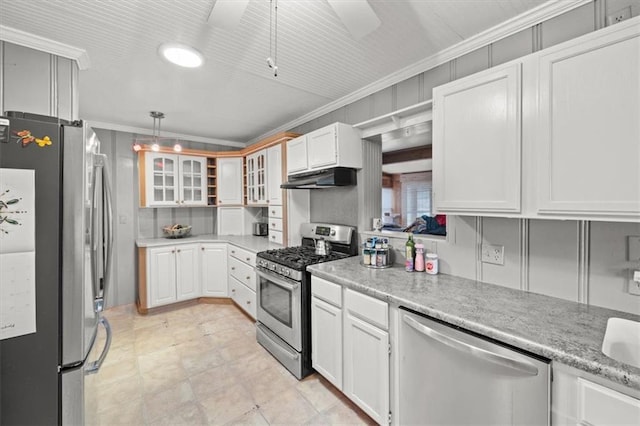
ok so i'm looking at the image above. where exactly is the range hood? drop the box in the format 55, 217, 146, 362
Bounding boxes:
281, 167, 357, 189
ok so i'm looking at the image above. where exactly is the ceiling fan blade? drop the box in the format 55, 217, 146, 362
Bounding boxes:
327, 0, 381, 39
207, 0, 250, 31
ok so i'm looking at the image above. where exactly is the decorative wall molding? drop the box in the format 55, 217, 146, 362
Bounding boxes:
249, 0, 592, 144
578, 221, 591, 304
0, 25, 91, 70
519, 219, 530, 291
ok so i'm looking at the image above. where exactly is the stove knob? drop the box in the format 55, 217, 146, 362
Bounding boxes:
269, 263, 276, 271
283, 269, 290, 277
330, 230, 336, 236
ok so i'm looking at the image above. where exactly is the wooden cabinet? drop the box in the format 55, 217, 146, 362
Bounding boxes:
200, 243, 228, 297
286, 123, 362, 176
534, 20, 640, 220
228, 245, 257, 319
145, 243, 200, 309
433, 62, 522, 214
311, 277, 344, 390
246, 150, 267, 205
142, 153, 208, 207
310, 277, 390, 424
216, 157, 244, 205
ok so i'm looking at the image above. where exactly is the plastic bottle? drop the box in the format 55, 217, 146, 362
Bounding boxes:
425, 253, 439, 275
414, 244, 425, 272
405, 234, 415, 272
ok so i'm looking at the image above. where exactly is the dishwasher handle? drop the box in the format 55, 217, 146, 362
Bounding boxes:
403, 314, 539, 377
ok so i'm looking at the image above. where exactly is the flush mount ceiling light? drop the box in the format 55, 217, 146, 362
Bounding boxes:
159, 43, 204, 68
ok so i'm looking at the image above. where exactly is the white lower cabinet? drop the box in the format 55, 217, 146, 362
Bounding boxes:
311, 278, 343, 390
552, 363, 640, 426
228, 245, 257, 319
147, 243, 200, 308
311, 277, 390, 425
200, 243, 228, 297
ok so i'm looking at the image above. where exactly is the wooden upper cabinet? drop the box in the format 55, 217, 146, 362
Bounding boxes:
535, 19, 640, 220
433, 62, 522, 214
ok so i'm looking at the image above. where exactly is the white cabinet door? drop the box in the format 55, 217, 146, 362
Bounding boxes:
535, 22, 640, 219
175, 244, 200, 301
145, 153, 179, 207
343, 313, 389, 424
246, 150, 267, 205
178, 156, 207, 206
433, 62, 522, 214
267, 144, 283, 205
217, 207, 245, 235
229, 277, 256, 319
286, 136, 308, 175
311, 296, 343, 390
200, 243, 228, 297
217, 157, 244, 205
148, 246, 177, 307
307, 125, 337, 170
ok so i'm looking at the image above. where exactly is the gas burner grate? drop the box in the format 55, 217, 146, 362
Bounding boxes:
257, 246, 349, 271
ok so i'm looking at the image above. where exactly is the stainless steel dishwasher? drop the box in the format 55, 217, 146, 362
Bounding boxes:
399, 307, 550, 425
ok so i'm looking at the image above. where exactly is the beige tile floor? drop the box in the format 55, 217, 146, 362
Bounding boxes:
87, 302, 376, 425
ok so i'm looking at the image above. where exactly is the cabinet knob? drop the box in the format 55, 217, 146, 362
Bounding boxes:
232, 289, 236, 293
246, 301, 251, 305
246, 276, 250, 280
245, 257, 250, 262
175, 201, 180, 204
177, 249, 181, 253
271, 210, 275, 214
201, 247, 205, 251
231, 267, 236, 271
172, 250, 176, 253
231, 250, 235, 254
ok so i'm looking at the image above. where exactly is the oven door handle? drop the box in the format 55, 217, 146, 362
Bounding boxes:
256, 268, 300, 291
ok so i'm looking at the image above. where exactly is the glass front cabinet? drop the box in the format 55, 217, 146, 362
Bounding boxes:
143, 153, 208, 207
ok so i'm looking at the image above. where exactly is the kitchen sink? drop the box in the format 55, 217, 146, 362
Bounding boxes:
601, 318, 640, 368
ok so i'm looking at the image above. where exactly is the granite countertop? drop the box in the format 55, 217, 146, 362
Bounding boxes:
307, 257, 640, 391
136, 234, 283, 253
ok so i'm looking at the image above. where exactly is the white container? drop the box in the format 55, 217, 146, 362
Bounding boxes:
425, 253, 438, 275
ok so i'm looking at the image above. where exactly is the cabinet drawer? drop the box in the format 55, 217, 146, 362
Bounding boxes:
268, 205, 283, 218
229, 277, 256, 320
229, 245, 256, 266
268, 230, 284, 245
269, 218, 283, 232
345, 289, 388, 330
312, 276, 342, 307
228, 256, 256, 291
577, 378, 640, 425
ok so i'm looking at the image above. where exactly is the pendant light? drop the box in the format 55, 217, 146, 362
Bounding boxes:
150, 111, 164, 152
266, 0, 278, 77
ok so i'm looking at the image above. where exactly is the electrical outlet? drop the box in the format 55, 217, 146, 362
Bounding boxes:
607, 6, 632, 25
629, 271, 640, 296
481, 244, 504, 265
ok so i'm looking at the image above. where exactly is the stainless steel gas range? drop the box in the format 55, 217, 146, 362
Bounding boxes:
255, 223, 358, 379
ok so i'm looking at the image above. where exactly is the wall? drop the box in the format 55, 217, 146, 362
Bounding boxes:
287, 1, 640, 315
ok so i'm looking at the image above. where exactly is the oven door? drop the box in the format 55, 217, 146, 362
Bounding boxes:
256, 267, 302, 351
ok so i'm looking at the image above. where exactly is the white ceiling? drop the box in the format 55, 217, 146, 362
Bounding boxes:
1, 0, 557, 145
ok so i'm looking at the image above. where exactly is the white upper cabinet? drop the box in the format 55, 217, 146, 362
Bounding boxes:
432, 17, 640, 222
143, 153, 207, 207
246, 150, 267, 206
216, 157, 244, 205
534, 19, 640, 220
433, 62, 522, 214
286, 122, 362, 176
286, 136, 308, 175
267, 143, 283, 205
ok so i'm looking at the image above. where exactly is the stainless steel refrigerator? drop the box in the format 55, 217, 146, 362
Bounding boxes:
0, 111, 114, 425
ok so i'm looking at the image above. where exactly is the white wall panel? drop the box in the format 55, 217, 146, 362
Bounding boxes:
396, 74, 421, 110
491, 28, 534, 66
56, 57, 74, 121
542, 3, 595, 48
480, 217, 521, 289
3, 43, 51, 116
589, 221, 640, 313
436, 216, 478, 279
528, 219, 579, 302
422, 63, 450, 101
455, 46, 490, 79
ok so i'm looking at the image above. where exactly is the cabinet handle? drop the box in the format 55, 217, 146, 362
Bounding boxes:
245, 257, 250, 262
231, 267, 236, 271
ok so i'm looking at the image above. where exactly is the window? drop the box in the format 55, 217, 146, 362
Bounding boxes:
382, 171, 432, 227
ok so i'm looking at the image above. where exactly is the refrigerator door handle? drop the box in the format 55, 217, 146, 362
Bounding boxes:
91, 153, 114, 313
86, 317, 112, 374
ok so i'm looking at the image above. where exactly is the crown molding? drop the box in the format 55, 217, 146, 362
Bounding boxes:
0, 25, 91, 70
248, 0, 591, 144
87, 120, 246, 148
